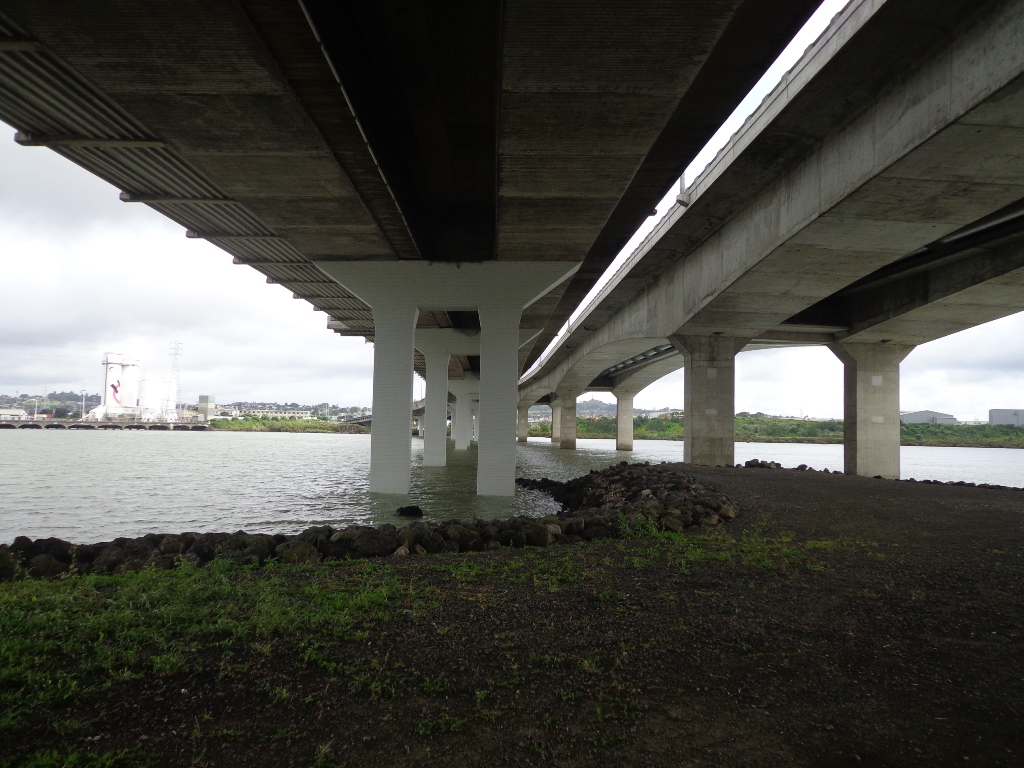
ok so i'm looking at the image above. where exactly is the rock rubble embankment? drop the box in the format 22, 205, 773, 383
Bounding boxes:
1, 462, 737, 580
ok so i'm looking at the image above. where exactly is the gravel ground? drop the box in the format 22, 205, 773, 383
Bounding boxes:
4, 465, 1023, 768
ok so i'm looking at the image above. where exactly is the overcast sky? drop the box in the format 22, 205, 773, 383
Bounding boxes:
1, 0, 1022, 419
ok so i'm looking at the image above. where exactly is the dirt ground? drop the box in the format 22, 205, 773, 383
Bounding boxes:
7, 465, 1024, 768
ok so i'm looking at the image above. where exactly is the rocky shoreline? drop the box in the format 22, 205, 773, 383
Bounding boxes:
4, 457, 1020, 581
1, 461, 736, 580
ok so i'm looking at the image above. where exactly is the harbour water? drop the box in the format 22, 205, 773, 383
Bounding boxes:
1, 430, 1021, 543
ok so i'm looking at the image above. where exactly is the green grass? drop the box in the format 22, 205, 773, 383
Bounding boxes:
416, 713, 465, 737
0, 559, 421, 734
1, 528, 869, 747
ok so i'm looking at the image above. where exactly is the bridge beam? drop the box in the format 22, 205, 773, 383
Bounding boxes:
829, 342, 915, 479
671, 335, 748, 467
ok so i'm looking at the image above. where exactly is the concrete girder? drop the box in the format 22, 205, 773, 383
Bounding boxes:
828, 246, 1024, 346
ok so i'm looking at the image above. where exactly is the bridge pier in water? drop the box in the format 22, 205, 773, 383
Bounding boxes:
367, 304, 419, 495
318, 262, 577, 497
448, 376, 477, 451
556, 388, 580, 450
614, 391, 635, 451
420, 347, 450, 467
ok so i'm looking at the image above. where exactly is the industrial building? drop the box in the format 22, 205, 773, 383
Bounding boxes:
900, 411, 958, 425
989, 410, 1024, 426
197, 395, 217, 422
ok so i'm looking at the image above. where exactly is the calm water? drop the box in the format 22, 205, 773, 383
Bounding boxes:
1, 431, 1021, 543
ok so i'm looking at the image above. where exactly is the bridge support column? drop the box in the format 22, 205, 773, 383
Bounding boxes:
556, 388, 579, 449
315, 260, 578, 497
517, 405, 530, 442
421, 349, 450, 466
829, 342, 915, 479
477, 304, 522, 496
471, 400, 479, 442
447, 374, 478, 451
454, 396, 472, 449
550, 400, 561, 443
368, 305, 419, 494
614, 393, 634, 451
671, 335, 747, 466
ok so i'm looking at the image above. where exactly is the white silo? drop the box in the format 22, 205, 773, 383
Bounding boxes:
119, 359, 142, 409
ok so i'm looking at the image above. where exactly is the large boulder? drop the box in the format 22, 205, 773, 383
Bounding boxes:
349, 527, 403, 558
117, 537, 157, 561
159, 535, 187, 555
441, 523, 481, 552
524, 523, 554, 548
296, 526, 335, 556
241, 534, 277, 563
28, 554, 69, 578
275, 540, 320, 564
92, 546, 126, 574
11, 536, 73, 564
187, 533, 231, 563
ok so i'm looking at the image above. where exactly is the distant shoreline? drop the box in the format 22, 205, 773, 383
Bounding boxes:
209, 419, 367, 434
526, 434, 1024, 449
528, 415, 1024, 449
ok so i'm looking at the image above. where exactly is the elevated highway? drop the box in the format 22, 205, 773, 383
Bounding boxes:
520, 0, 1024, 478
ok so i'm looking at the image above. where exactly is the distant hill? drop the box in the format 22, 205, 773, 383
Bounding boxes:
529, 398, 685, 418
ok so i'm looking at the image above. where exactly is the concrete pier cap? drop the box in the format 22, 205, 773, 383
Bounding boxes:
316, 261, 578, 496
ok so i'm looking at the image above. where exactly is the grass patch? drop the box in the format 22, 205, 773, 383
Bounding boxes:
0, 559, 422, 734
416, 713, 465, 737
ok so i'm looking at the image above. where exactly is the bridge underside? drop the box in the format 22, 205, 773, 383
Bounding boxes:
519, 0, 1024, 479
